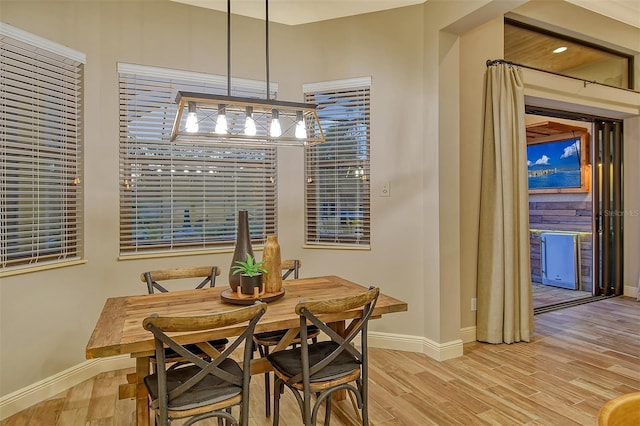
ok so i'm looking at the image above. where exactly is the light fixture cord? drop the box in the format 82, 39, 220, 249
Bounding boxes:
227, 0, 231, 96
265, 0, 270, 100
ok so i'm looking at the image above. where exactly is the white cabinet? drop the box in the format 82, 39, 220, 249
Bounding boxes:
541, 232, 580, 290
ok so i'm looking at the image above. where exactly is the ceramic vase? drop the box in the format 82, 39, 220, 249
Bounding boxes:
262, 235, 282, 293
229, 210, 254, 292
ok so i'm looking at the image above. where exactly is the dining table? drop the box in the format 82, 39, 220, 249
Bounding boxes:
85, 275, 408, 425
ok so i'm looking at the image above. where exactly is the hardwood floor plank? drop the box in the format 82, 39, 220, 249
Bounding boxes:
2, 296, 638, 426
26, 398, 65, 426
86, 374, 119, 422
0, 409, 33, 426
527, 391, 594, 425
56, 408, 88, 426
62, 379, 93, 411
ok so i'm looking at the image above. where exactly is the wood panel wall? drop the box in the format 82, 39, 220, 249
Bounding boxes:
529, 200, 593, 292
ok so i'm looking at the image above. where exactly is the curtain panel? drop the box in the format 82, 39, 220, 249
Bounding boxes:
477, 63, 533, 344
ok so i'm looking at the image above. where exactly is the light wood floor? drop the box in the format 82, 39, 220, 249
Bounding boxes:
2, 296, 638, 425
532, 283, 593, 309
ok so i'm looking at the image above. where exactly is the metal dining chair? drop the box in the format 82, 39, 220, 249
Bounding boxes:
142, 265, 220, 294
140, 266, 229, 364
143, 302, 267, 426
252, 259, 320, 417
267, 286, 380, 425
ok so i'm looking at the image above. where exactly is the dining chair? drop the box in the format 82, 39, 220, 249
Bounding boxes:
281, 259, 301, 280
597, 392, 640, 426
140, 265, 228, 362
143, 302, 267, 426
142, 265, 220, 294
252, 259, 320, 417
267, 286, 380, 426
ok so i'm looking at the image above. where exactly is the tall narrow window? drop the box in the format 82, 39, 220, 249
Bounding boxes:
304, 78, 371, 247
1, 24, 85, 272
118, 64, 276, 256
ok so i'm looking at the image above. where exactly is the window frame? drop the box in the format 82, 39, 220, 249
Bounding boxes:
504, 19, 634, 90
1, 23, 86, 275
303, 77, 371, 249
117, 63, 278, 258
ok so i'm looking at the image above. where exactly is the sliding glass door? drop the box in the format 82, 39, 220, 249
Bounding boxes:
593, 120, 624, 296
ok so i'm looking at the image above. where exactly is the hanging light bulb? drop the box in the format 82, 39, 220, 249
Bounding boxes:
185, 101, 199, 133
295, 110, 306, 139
269, 109, 281, 137
215, 104, 228, 134
244, 106, 256, 136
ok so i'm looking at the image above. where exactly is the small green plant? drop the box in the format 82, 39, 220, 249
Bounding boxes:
231, 253, 267, 277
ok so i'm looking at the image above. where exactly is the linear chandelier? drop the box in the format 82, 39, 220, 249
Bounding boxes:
170, 0, 325, 147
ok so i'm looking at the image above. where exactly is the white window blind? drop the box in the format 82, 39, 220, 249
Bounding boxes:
1, 23, 85, 270
304, 78, 371, 247
118, 64, 277, 255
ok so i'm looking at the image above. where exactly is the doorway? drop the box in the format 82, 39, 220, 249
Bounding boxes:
525, 107, 624, 313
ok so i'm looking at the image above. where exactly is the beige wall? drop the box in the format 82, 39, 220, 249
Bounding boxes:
459, 16, 504, 331
623, 116, 640, 293
1, 0, 639, 398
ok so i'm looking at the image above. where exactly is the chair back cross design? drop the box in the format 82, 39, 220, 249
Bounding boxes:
281, 259, 301, 280
139, 265, 227, 364
268, 286, 380, 425
143, 302, 266, 426
142, 265, 220, 294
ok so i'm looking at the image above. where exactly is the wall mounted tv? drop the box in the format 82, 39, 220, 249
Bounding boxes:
526, 122, 590, 194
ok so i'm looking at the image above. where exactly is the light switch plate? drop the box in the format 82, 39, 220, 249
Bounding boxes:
380, 181, 390, 197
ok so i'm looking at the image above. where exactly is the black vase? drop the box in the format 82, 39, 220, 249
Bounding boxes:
229, 210, 254, 292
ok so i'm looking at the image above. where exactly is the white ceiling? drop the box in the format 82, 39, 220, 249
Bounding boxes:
171, 0, 639, 28
169, 0, 421, 25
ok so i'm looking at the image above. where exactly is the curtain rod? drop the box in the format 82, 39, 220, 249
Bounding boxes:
486, 59, 638, 94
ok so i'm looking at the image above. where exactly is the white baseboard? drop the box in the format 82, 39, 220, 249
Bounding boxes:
369, 331, 464, 361
623, 284, 639, 300
460, 326, 477, 343
368, 331, 423, 353
0, 355, 134, 421
2, 330, 473, 420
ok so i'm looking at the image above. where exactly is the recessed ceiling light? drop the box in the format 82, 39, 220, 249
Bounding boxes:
553, 46, 568, 53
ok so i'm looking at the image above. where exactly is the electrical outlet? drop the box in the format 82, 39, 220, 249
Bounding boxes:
471, 298, 477, 311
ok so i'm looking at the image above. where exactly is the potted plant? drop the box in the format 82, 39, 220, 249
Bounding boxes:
231, 253, 268, 295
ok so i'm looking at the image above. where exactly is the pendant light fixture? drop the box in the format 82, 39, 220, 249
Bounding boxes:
170, 0, 324, 146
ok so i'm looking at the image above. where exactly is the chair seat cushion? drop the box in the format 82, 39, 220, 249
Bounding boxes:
254, 326, 319, 345
267, 341, 360, 383
144, 358, 242, 411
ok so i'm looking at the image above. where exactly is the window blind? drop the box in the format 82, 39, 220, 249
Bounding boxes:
118, 64, 277, 255
1, 24, 85, 270
304, 78, 371, 247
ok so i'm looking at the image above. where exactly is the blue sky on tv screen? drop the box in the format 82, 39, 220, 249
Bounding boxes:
527, 138, 580, 171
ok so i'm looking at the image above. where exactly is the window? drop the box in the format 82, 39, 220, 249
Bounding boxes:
505, 20, 632, 90
118, 64, 276, 256
1, 23, 85, 272
304, 77, 371, 247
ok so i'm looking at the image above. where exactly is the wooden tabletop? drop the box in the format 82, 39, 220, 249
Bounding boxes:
86, 275, 408, 360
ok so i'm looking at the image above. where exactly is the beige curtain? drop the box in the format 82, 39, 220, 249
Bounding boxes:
476, 62, 533, 344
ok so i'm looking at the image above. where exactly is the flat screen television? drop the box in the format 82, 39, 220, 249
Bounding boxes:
526, 124, 590, 194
